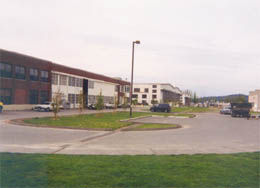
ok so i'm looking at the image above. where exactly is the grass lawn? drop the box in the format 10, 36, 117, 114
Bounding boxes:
134, 123, 178, 129
171, 106, 217, 113
23, 111, 192, 130
1, 152, 259, 188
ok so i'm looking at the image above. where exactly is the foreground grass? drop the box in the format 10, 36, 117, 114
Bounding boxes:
171, 107, 217, 113
23, 111, 192, 130
134, 123, 178, 129
1, 152, 259, 188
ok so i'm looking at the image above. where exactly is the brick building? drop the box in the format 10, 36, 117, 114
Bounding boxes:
0, 49, 129, 110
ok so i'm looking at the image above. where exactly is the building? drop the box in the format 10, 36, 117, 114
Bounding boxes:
132, 83, 182, 105
249, 89, 260, 112
0, 49, 129, 110
181, 91, 192, 106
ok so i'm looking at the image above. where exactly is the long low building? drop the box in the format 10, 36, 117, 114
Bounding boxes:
0, 49, 129, 110
132, 83, 182, 105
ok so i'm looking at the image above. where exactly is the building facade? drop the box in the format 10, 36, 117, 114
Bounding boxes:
249, 89, 260, 112
132, 83, 182, 105
0, 49, 129, 110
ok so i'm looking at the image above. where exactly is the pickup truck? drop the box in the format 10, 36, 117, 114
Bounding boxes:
230, 103, 252, 118
33, 102, 63, 112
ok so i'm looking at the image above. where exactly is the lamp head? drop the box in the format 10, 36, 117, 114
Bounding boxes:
134, 40, 140, 44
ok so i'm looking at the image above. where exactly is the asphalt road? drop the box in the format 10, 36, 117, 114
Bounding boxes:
0, 110, 259, 155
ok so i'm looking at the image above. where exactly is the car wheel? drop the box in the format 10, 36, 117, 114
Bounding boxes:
45, 108, 50, 112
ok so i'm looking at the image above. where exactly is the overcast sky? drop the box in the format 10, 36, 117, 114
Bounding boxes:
1, 0, 259, 96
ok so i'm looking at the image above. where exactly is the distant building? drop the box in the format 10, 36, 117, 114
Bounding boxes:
248, 90, 260, 112
181, 91, 191, 106
132, 83, 182, 105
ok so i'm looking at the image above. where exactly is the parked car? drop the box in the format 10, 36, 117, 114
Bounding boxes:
105, 103, 114, 109
33, 101, 63, 112
87, 104, 97, 110
150, 104, 171, 113
220, 106, 231, 115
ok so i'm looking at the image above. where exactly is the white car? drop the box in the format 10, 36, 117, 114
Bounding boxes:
33, 102, 63, 112
220, 106, 231, 115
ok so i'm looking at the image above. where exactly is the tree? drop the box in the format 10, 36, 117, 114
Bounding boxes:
114, 95, 118, 109
52, 90, 63, 120
78, 90, 85, 113
95, 91, 104, 110
192, 92, 198, 104
151, 99, 158, 105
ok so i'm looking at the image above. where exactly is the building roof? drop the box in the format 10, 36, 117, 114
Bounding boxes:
1, 49, 129, 85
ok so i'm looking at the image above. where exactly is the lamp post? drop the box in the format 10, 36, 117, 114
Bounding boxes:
130, 40, 140, 117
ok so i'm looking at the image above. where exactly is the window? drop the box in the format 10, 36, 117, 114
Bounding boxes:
144, 88, 149, 93
40, 71, 49, 82
60, 75, 67, 85
125, 86, 130, 92
142, 94, 147, 99
68, 94, 76, 104
29, 90, 39, 104
52, 73, 59, 85
0, 88, 12, 104
132, 94, 138, 98
29, 68, 39, 81
79, 79, 83, 87
40, 91, 49, 103
152, 89, 157, 93
69, 77, 76, 86
15, 65, 25, 80
75, 78, 82, 87
152, 95, 157, 99
115, 85, 119, 92
134, 88, 140, 92
88, 80, 94, 89
76, 94, 80, 104
152, 85, 157, 88
0, 62, 12, 78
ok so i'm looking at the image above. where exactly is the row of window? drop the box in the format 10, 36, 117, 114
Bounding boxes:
0, 88, 49, 104
0, 62, 49, 82
115, 85, 130, 93
132, 94, 157, 99
52, 73, 95, 89
29, 90, 49, 104
134, 88, 157, 93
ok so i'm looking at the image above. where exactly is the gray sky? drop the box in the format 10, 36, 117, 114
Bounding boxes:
1, 0, 259, 96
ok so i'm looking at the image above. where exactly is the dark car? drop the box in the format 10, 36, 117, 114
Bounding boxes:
150, 104, 171, 113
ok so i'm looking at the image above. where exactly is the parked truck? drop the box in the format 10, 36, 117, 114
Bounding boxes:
230, 103, 252, 118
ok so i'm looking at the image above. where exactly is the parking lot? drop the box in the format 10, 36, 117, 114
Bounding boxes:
0, 110, 259, 155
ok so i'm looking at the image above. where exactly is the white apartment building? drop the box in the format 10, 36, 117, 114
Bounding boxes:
132, 83, 182, 105
249, 89, 260, 112
51, 71, 118, 108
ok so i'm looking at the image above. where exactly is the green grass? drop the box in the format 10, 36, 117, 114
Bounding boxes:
251, 111, 260, 116
1, 152, 259, 188
134, 123, 178, 129
171, 107, 216, 113
23, 111, 192, 130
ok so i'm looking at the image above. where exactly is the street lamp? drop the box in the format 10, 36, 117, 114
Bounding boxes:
130, 40, 140, 117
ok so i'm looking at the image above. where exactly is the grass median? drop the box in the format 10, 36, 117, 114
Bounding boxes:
171, 106, 217, 113
131, 123, 179, 130
1, 152, 259, 188
23, 111, 193, 130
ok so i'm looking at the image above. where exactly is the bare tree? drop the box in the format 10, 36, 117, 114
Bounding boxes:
52, 90, 63, 120
78, 90, 85, 113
